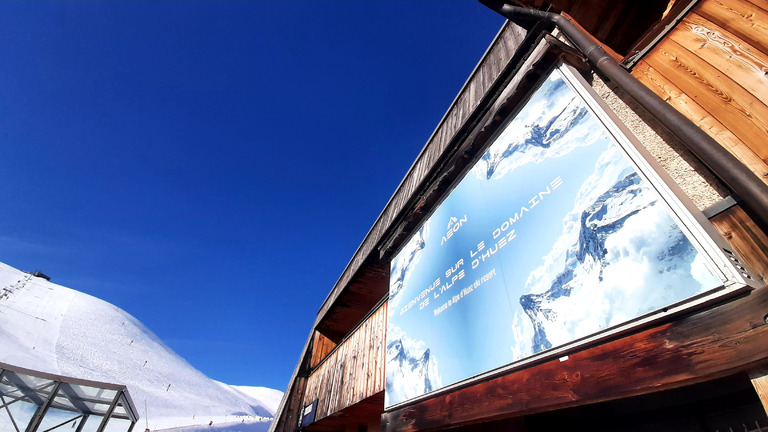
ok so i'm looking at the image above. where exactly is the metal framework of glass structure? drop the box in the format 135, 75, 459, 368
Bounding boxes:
0, 362, 138, 432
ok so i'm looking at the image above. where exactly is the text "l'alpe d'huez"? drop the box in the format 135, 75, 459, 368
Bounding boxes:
400, 175, 564, 317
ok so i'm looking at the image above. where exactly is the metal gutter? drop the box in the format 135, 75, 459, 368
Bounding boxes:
621, 0, 701, 69
480, 1, 768, 231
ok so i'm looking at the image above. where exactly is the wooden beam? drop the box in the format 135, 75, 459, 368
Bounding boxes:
382, 286, 768, 432
304, 392, 384, 432
710, 205, 768, 285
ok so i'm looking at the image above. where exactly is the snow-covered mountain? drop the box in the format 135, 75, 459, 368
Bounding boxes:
476, 75, 595, 181
384, 69, 724, 407
0, 262, 282, 432
229, 386, 284, 417
384, 326, 441, 407
388, 225, 428, 310
515, 145, 719, 355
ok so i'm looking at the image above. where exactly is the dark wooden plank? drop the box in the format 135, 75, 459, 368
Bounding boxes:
345, 328, 357, 409
382, 286, 768, 431
709, 205, 768, 284
632, 60, 768, 183
373, 304, 383, 393
357, 319, 367, 403
326, 339, 340, 416
363, 309, 373, 398
373, 306, 381, 393
322, 353, 334, 418
312, 349, 327, 417
335, 339, 348, 414
304, 392, 384, 432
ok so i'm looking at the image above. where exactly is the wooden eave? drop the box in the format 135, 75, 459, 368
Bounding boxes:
510, 0, 679, 56
312, 20, 532, 342
271, 19, 538, 432
310, 0, 696, 342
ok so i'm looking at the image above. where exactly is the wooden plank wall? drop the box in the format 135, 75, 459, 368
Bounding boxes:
632, 0, 768, 185
303, 301, 388, 422
310, 331, 337, 370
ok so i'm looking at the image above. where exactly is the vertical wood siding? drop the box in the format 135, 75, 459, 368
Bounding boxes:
633, 0, 768, 184
303, 301, 388, 422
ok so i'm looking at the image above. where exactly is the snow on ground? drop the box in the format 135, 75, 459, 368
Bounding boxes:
0, 262, 281, 431
228, 386, 284, 416
157, 418, 271, 432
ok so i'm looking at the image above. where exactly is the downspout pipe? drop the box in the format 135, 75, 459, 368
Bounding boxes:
480, 1, 768, 231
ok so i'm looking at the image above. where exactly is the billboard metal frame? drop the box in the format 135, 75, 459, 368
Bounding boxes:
384, 61, 754, 411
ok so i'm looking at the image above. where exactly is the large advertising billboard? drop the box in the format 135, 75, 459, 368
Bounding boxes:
384, 65, 736, 408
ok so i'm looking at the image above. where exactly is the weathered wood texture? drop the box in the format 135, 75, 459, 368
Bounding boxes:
270, 326, 315, 432
272, 375, 308, 432
304, 392, 385, 432
314, 22, 528, 337
310, 331, 338, 370
382, 285, 768, 432
633, 0, 768, 185
304, 302, 387, 423
710, 205, 768, 284
316, 259, 388, 343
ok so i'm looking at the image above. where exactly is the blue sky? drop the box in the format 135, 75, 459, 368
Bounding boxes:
0, 2, 504, 391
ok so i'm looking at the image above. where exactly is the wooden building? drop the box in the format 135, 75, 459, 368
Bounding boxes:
270, 1, 768, 431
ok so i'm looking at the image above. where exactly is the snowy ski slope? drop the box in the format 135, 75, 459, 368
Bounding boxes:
0, 262, 281, 432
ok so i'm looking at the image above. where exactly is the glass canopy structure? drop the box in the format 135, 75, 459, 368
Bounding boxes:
0, 362, 138, 432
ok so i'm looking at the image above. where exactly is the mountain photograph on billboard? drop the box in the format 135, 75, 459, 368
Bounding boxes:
385, 65, 726, 408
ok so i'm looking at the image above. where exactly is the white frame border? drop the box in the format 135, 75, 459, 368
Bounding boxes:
384, 62, 752, 411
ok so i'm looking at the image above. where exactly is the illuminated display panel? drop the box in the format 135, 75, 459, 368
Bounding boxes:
384, 64, 745, 408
